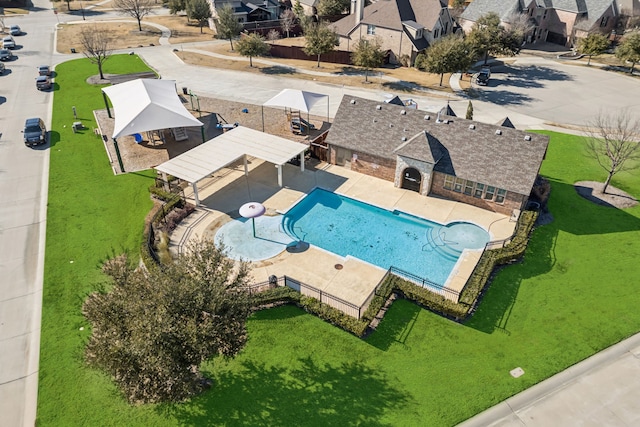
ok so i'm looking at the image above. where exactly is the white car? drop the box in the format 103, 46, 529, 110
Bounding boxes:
10, 25, 21, 36
2, 36, 16, 49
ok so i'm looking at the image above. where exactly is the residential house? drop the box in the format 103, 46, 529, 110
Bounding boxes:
331, 0, 456, 65
459, 0, 618, 47
211, 0, 280, 22
324, 96, 549, 216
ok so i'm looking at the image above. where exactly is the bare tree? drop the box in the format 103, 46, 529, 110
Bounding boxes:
585, 109, 640, 193
113, 0, 154, 32
505, 11, 535, 44
280, 9, 297, 38
80, 26, 113, 80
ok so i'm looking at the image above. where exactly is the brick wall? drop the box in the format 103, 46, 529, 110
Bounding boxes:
350, 151, 396, 181
430, 172, 525, 215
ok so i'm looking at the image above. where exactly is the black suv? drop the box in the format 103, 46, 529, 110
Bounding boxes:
23, 118, 47, 147
477, 67, 491, 86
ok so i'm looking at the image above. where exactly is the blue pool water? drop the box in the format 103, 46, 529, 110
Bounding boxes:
282, 189, 490, 285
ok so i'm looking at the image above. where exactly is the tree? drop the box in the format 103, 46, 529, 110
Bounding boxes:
449, 0, 465, 21
615, 32, 640, 73
280, 9, 297, 38
82, 239, 252, 404
79, 26, 112, 80
351, 38, 384, 82
236, 32, 270, 67
293, 0, 304, 19
467, 13, 520, 65
466, 100, 473, 120
504, 11, 535, 45
113, 0, 154, 32
577, 33, 609, 65
422, 35, 474, 86
584, 109, 640, 193
317, 0, 350, 16
168, 0, 186, 15
303, 22, 338, 67
186, 0, 211, 33
216, 4, 243, 51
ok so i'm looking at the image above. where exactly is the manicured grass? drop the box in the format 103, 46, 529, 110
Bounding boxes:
38, 58, 640, 426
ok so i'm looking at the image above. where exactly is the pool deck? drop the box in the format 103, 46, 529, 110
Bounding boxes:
170, 158, 517, 309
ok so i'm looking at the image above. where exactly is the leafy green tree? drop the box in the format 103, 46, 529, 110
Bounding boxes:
585, 109, 640, 193
422, 35, 474, 86
351, 38, 385, 82
236, 32, 270, 66
615, 32, 640, 73
186, 0, 212, 33
82, 239, 252, 404
577, 33, 609, 65
216, 4, 243, 50
293, 0, 304, 18
303, 22, 338, 67
317, 0, 350, 16
466, 100, 473, 120
467, 12, 520, 65
168, 0, 186, 15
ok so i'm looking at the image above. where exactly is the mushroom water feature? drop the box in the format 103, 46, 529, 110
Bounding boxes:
239, 202, 266, 238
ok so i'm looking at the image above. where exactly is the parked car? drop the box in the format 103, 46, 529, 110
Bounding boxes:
2, 36, 16, 49
36, 75, 52, 90
10, 25, 21, 36
0, 49, 13, 61
38, 65, 51, 76
22, 118, 47, 147
0, 62, 5, 75
477, 67, 491, 86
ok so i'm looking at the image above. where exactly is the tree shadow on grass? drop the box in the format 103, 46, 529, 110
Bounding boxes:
366, 299, 423, 351
159, 356, 410, 426
259, 66, 296, 75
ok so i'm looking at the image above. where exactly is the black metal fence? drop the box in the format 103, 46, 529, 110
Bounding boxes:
247, 274, 368, 319
388, 266, 461, 301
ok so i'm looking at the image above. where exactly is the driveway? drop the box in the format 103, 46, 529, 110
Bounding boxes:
470, 57, 640, 127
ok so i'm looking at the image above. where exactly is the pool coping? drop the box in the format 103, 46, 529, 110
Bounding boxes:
169, 159, 517, 311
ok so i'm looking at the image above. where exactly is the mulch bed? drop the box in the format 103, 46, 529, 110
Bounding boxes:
574, 181, 638, 209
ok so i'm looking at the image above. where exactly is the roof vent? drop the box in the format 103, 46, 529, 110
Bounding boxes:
373, 118, 377, 123
400, 110, 406, 115
401, 136, 407, 141
443, 119, 449, 124
495, 129, 502, 135
469, 124, 475, 130
376, 105, 382, 110
424, 115, 430, 120
389, 124, 393, 128
524, 134, 532, 141
350, 99, 356, 104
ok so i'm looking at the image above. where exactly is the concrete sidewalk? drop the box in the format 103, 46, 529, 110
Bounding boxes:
459, 332, 640, 426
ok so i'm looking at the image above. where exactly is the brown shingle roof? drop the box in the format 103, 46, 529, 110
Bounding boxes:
325, 96, 549, 195
332, 0, 446, 36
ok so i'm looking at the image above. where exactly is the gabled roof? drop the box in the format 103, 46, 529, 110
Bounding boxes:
497, 117, 516, 128
325, 96, 549, 195
332, 0, 447, 36
441, 103, 457, 117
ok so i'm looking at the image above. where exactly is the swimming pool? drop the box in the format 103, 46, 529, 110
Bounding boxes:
282, 188, 490, 285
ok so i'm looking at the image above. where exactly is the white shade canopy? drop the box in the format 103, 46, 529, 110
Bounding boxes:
102, 79, 203, 139
263, 89, 328, 113
239, 202, 266, 219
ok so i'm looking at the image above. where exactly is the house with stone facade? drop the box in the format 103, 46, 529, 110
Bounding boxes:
459, 0, 618, 47
324, 96, 549, 216
330, 0, 456, 65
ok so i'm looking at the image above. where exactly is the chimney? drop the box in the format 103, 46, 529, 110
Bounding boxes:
354, 0, 363, 25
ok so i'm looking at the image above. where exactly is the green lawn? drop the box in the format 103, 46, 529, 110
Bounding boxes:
38, 57, 640, 426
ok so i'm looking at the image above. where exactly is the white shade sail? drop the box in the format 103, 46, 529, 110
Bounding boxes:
102, 79, 203, 139
263, 89, 328, 113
